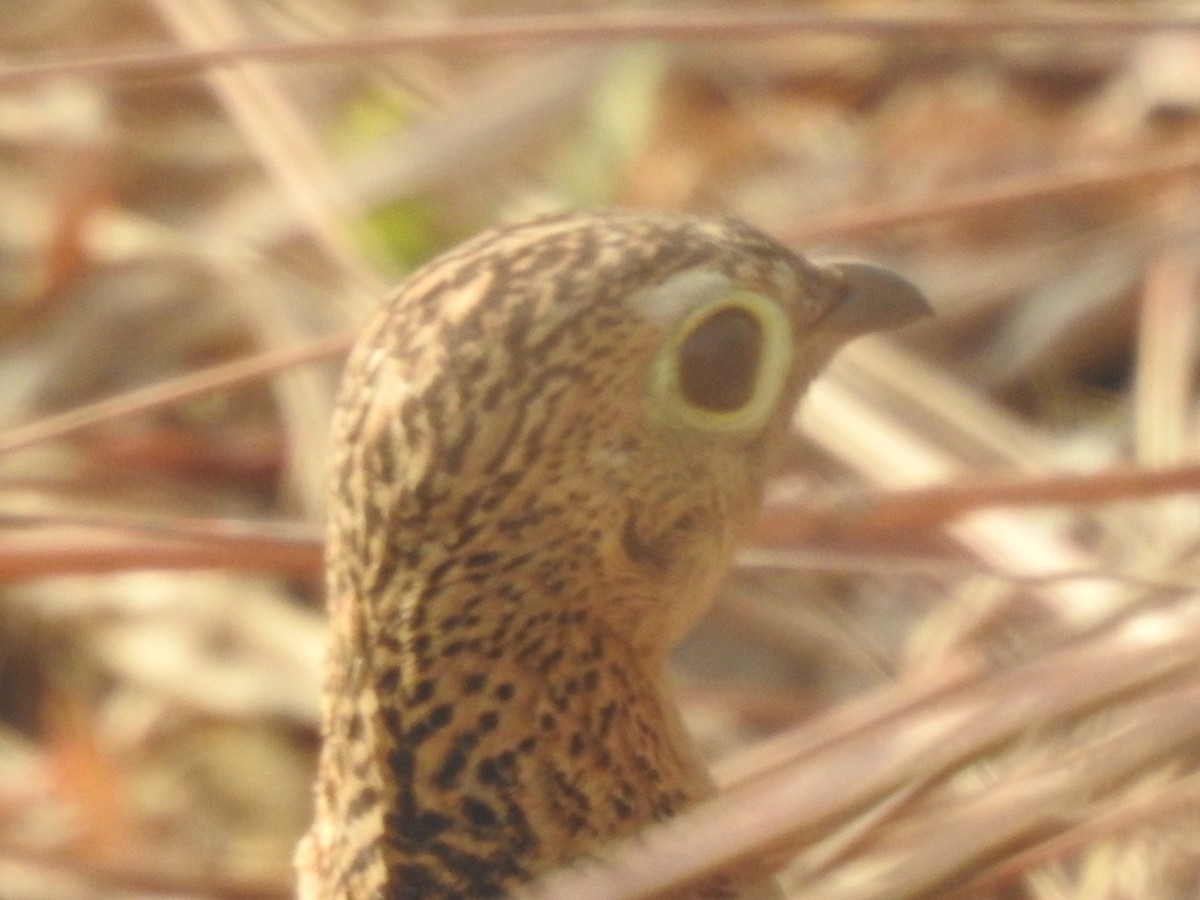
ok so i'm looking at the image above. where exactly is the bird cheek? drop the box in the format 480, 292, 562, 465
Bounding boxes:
616, 499, 734, 646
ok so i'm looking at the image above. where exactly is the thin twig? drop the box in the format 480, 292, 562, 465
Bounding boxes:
758, 461, 1200, 546
0, 528, 322, 582
781, 148, 1200, 243
0, 330, 354, 455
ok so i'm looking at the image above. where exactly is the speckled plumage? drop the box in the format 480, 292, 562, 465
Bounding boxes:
297, 210, 927, 900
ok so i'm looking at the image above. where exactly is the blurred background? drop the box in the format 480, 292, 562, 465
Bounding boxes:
3, 2, 1200, 898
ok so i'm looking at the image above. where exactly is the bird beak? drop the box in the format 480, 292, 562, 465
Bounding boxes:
818, 261, 932, 339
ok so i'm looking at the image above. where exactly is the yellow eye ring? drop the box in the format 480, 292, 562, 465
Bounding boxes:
652, 290, 793, 434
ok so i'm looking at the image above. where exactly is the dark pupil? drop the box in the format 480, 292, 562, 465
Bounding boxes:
677, 307, 763, 413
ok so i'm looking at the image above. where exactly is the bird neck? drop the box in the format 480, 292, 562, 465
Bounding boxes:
306, 574, 717, 899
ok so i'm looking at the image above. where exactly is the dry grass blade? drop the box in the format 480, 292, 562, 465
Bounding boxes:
1134, 232, 1200, 467
0, 524, 321, 583
7, 6, 1200, 88
759, 462, 1200, 547
944, 771, 1200, 898
148, 0, 377, 283
781, 148, 1200, 243
0, 331, 353, 454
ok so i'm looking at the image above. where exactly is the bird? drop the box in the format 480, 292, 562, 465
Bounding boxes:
295, 209, 929, 900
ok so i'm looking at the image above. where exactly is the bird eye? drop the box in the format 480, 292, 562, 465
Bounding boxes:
653, 290, 793, 434
677, 307, 762, 412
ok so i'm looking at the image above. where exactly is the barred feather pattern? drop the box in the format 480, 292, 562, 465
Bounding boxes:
298, 210, 866, 900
